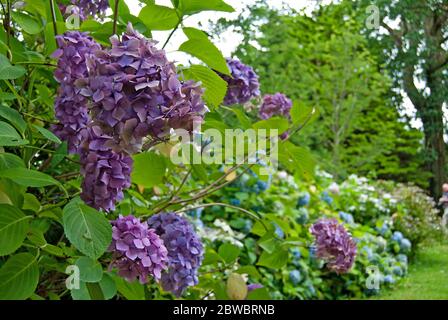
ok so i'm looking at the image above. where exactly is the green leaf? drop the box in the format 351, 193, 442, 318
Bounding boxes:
86, 282, 105, 300
0, 54, 26, 80
0, 204, 31, 256
45, 22, 66, 56
191, 163, 209, 182
0, 253, 39, 300
32, 124, 62, 144
62, 198, 112, 259
11, 11, 42, 34
236, 265, 261, 279
23, 193, 41, 212
278, 142, 316, 179
131, 151, 166, 188
0, 121, 28, 146
70, 281, 90, 300
0, 178, 25, 207
290, 101, 318, 127
0, 152, 25, 170
179, 28, 229, 75
24, 0, 48, 19
227, 106, 252, 129
182, 64, 227, 107
0, 167, 59, 187
108, 0, 130, 16
75, 256, 103, 283
42, 244, 64, 257
252, 117, 289, 133
226, 273, 247, 300
202, 248, 223, 265
27, 228, 47, 247
0, 106, 27, 134
257, 247, 288, 269
247, 287, 271, 300
0, 92, 16, 101
113, 275, 145, 300
50, 142, 68, 168
218, 243, 241, 264
99, 273, 117, 300
178, 0, 234, 15
138, 4, 179, 30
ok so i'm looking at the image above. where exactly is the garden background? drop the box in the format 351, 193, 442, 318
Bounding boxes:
0, 0, 447, 300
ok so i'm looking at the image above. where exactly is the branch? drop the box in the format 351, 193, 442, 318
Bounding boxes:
381, 21, 403, 48
403, 63, 425, 111
428, 52, 448, 73
174, 202, 262, 224
49, 0, 58, 44
112, 0, 119, 35
151, 168, 192, 214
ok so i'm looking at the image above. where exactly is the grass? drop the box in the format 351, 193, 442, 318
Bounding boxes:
375, 242, 448, 300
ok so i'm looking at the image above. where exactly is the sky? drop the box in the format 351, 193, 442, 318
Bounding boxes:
122, 0, 423, 129
123, 0, 318, 63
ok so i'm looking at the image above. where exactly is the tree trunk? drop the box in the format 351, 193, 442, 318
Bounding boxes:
423, 120, 445, 200
420, 103, 446, 201
423, 69, 446, 200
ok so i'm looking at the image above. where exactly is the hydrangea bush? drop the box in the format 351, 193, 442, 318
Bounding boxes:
0, 0, 439, 301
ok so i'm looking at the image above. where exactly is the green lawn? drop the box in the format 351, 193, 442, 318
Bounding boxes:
375, 243, 448, 300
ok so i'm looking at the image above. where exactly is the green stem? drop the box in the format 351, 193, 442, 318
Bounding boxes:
162, 18, 182, 49
112, 0, 119, 35
152, 168, 192, 214
5, 0, 11, 60
3, 80, 23, 110
16, 61, 57, 67
282, 107, 316, 143
174, 202, 263, 224
49, 0, 58, 44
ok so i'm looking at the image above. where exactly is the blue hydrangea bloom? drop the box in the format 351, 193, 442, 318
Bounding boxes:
392, 231, 403, 242
321, 191, 333, 205
147, 212, 204, 297
296, 192, 311, 207
109, 215, 168, 284
289, 270, 302, 285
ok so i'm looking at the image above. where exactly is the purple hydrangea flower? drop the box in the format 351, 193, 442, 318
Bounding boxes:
247, 283, 263, 292
219, 58, 260, 106
60, 0, 109, 20
147, 212, 204, 297
51, 31, 101, 153
82, 23, 206, 154
79, 126, 133, 212
259, 93, 292, 139
259, 93, 292, 120
109, 215, 168, 284
309, 218, 357, 274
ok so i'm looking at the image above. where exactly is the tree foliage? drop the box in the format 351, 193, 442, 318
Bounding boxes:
213, 0, 429, 186
357, 0, 448, 198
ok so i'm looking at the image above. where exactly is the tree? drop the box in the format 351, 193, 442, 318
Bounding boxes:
213, 1, 428, 185
359, 0, 448, 199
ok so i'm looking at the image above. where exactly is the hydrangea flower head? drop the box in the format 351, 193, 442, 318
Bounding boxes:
79, 126, 133, 212
310, 218, 357, 274
109, 215, 168, 284
220, 58, 260, 106
60, 0, 109, 20
259, 93, 292, 120
247, 283, 263, 292
51, 31, 101, 153
83, 23, 206, 154
147, 212, 204, 297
